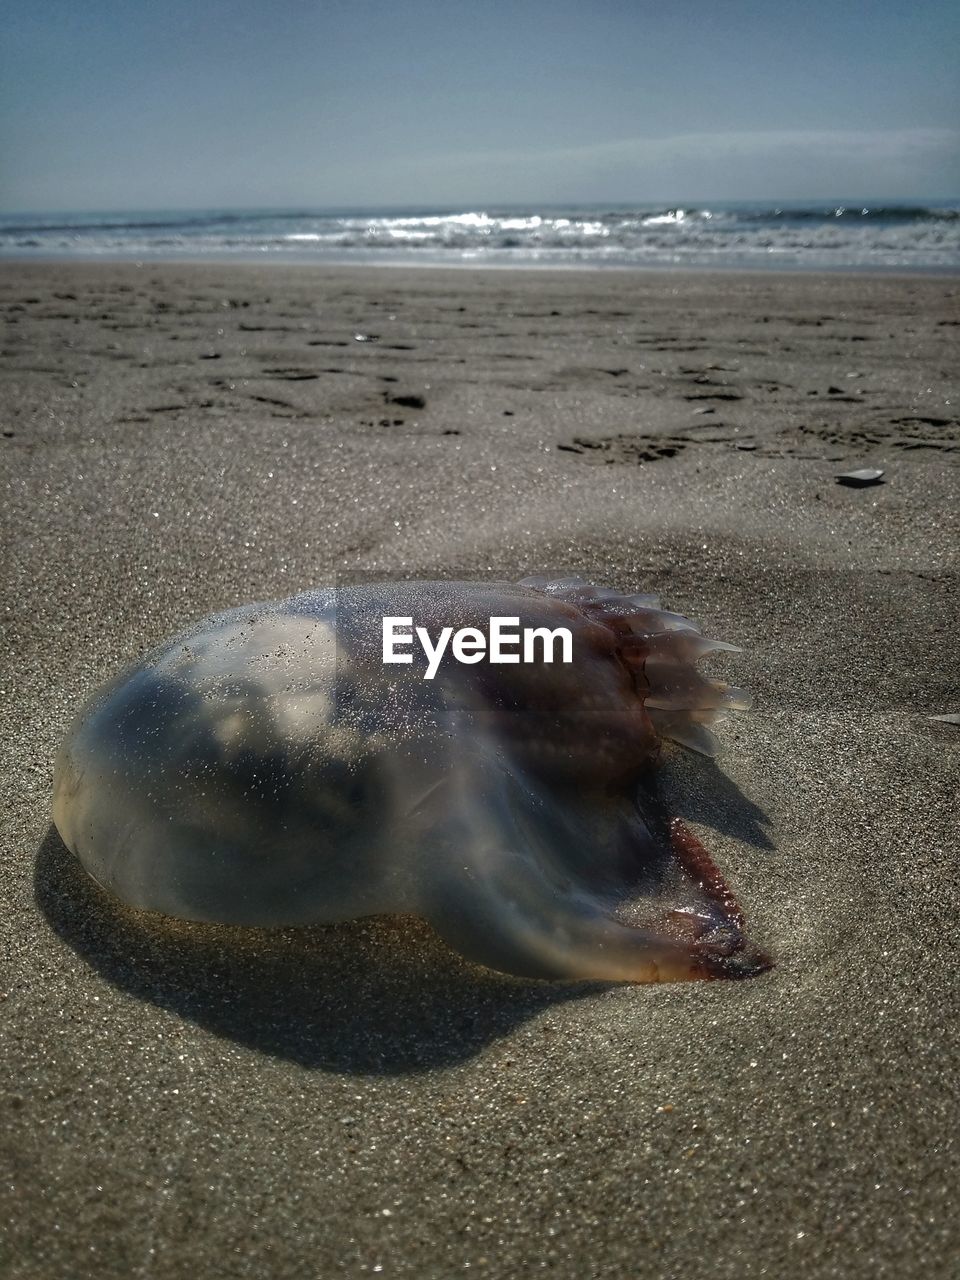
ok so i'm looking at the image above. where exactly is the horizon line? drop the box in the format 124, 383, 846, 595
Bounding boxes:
2, 196, 959, 218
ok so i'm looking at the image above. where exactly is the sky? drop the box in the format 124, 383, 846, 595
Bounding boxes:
1, 0, 958, 212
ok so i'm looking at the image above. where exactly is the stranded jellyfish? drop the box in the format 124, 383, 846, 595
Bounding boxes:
53, 576, 769, 983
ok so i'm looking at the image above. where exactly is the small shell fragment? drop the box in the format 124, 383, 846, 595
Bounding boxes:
836, 468, 885, 487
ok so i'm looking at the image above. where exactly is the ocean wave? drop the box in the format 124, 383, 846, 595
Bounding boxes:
735, 204, 959, 223
2, 204, 958, 269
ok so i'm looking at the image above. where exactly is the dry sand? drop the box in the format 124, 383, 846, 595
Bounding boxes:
1, 261, 958, 1278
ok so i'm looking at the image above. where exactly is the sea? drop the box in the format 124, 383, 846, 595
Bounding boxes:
1, 202, 957, 272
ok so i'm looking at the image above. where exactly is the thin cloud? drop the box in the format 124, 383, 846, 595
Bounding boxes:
341, 128, 960, 205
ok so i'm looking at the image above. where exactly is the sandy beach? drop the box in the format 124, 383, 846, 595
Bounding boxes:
2, 261, 958, 1278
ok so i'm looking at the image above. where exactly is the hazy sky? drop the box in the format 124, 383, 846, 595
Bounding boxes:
2, 0, 958, 212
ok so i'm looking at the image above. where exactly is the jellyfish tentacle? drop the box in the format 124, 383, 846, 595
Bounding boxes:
668, 816, 745, 929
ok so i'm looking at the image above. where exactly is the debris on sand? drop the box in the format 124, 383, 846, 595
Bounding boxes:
836, 467, 884, 487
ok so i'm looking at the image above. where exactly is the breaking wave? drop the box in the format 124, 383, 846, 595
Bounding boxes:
2, 203, 957, 270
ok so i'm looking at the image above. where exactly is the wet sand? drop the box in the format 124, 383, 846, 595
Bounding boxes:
1, 261, 958, 1278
